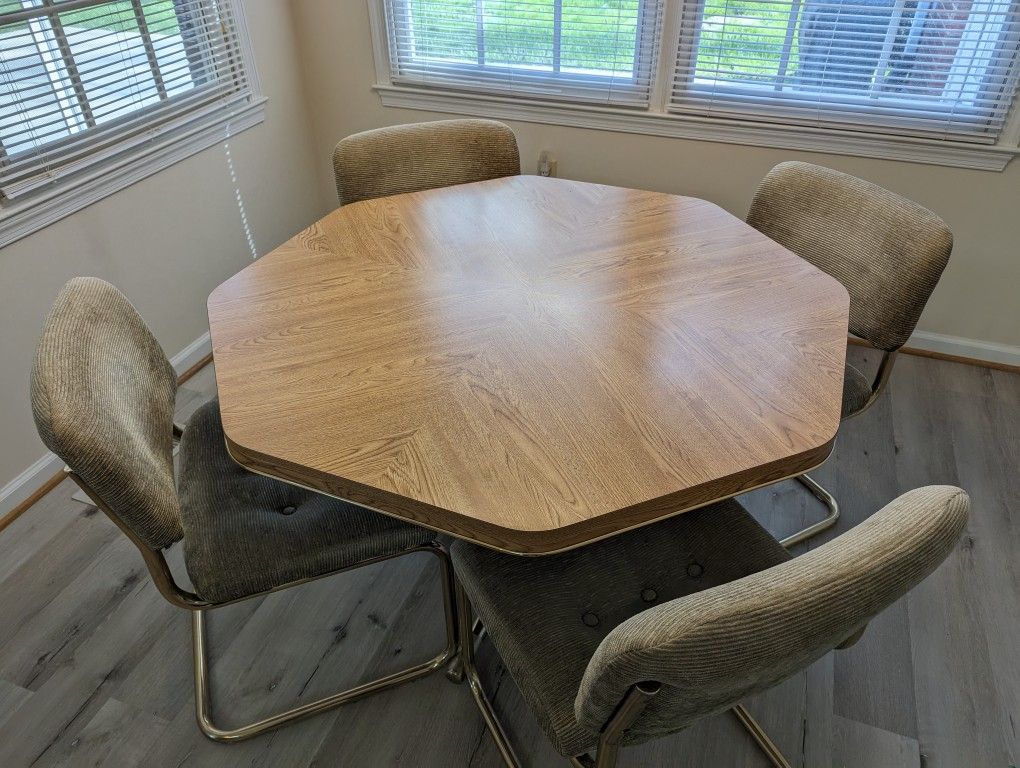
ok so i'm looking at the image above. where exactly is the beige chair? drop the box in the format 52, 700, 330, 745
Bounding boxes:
332, 118, 521, 205
30, 277, 458, 742
747, 161, 953, 547
450, 486, 968, 767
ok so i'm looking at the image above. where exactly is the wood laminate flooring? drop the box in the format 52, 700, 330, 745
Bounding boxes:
0, 346, 1015, 767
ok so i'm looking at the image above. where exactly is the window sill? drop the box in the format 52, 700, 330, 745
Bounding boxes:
0, 97, 267, 249
375, 84, 1019, 172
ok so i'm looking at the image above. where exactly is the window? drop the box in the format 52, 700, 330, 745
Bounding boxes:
672, 0, 1020, 140
0, 0, 262, 241
373, 0, 1020, 166
384, 0, 664, 105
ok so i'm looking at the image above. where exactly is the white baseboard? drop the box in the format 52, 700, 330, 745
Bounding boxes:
907, 331, 1020, 368
170, 330, 212, 375
0, 331, 213, 519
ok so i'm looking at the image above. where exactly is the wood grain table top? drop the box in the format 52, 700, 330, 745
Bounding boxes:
208, 176, 850, 554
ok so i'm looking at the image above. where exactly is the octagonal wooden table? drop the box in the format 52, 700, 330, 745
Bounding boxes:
208, 176, 850, 555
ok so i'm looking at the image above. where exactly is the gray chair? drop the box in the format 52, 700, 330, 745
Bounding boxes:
333, 118, 521, 205
30, 277, 457, 742
450, 487, 968, 767
747, 161, 953, 547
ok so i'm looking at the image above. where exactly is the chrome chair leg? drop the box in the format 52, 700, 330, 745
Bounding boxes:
455, 579, 522, 767
445, 656, 466, 684
192, 543, 459, 742
445, 616, 486, 684
569, 682, 659, 768
780, 473, 839, 548
730, 704, 792, 768
590, 682, 660, 768
569, 699, 789, 768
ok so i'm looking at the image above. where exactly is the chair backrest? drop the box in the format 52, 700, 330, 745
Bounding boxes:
746, 161, 952, 351
575, 485, 968, 742
31, 277, 183, 550
332, 119, 521, 206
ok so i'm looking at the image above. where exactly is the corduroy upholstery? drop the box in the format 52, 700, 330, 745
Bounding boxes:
746, 161, 952, 352
451, 499, 791, 756
31, 278, 437, 605
333, 119, 521, 205
178, 400, 433, 603
452, 487, 968, 758
842, 360, 873, 418
31, 277, 183, 549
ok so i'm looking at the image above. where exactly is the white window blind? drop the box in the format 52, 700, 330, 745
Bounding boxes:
670, 0, 1020, 141
383, 0, 664, 106
0, 0, 258, 200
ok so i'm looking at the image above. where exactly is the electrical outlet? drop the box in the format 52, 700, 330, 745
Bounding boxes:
538, 151, 558, 177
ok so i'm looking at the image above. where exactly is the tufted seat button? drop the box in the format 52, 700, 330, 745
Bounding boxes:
641, 588, 658, 603
281, 505, 297, 516
687, 562, 704, 578
581, 612, 600, 627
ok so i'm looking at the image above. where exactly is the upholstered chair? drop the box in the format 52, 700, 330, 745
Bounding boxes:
333, 118, 521, 205
746, 161, 953, 546
30, 277, 457, 742
450, 486, 968, 767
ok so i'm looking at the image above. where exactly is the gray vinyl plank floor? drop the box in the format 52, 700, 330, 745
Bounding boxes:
0, 348, 1016, 767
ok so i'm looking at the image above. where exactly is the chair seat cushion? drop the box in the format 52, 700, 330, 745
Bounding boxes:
177, 400, 434, 603
450, 500, 790, 757
843, 361, 873, 418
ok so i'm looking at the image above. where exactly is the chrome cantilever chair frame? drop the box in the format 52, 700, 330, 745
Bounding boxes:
782, 348, 898, 549
66, 460, 459, 743
452, 581, 792, 768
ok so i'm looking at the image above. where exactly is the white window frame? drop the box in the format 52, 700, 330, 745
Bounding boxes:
384, 0, 662, 106
368, 0, 1020, 170
670, 0, 1019, 141
0, 0, 266, 247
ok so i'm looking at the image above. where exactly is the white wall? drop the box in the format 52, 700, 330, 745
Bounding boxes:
0, 1, 331, 496
292, 0, 1020, 355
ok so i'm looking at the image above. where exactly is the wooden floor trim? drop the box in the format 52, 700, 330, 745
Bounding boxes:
177, 352, 214, 385
0, 472, 65, 535
848, 337, 1020, 374
0, 353, 215, 535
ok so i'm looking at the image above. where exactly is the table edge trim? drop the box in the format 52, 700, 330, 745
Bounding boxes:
222, 432, 838, 555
